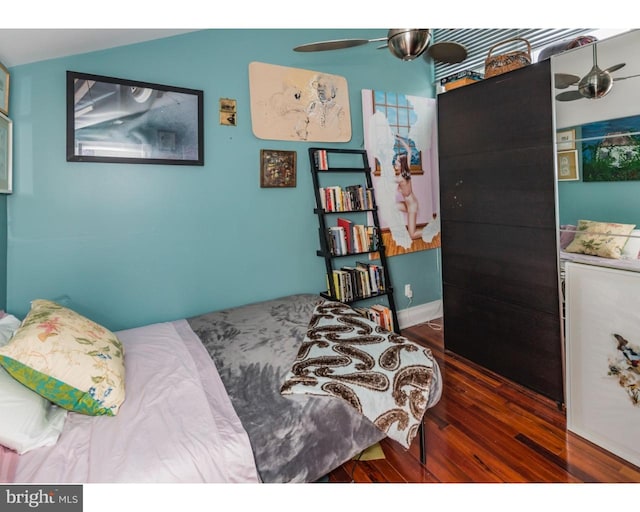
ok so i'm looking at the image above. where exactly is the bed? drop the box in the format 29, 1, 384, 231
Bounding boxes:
559, 222, 640, 272
0, 293, 442, 484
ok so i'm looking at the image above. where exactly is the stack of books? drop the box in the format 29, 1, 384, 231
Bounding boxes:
327, 261, 386, 302
354, 304, 394, 332
440, 70, 483, 91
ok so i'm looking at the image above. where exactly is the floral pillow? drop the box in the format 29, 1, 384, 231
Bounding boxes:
0, 300, 126, 416
564, 220, 636, 259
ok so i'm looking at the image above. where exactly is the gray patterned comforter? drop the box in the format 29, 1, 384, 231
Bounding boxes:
187, 293, 387, 483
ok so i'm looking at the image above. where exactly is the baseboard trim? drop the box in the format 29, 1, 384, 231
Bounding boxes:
398, 299, 443, 329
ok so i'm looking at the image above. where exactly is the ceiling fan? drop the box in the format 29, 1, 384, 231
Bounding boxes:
555, 43, 639, 101
293, 29, 468, 64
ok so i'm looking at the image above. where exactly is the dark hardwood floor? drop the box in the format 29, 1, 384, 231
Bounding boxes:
327, 318, 640, 483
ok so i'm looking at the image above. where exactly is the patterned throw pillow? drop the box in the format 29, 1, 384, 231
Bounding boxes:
565, 220, 636, 259
0, 300, 126, 416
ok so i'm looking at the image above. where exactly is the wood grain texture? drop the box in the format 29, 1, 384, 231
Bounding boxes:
437, 60, 563, 403
327, 320, 640, 483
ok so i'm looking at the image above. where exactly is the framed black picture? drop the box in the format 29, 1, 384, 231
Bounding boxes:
66, 71, 204, 165
260, 149, 296, 188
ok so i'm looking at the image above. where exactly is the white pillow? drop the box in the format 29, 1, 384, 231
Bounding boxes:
0, 313, 68, 454
0, 314, 22, 346
0, 369, 68, 454
622, 229, 640, 259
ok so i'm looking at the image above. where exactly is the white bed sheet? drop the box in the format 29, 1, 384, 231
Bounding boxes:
13, 320, 260, 483
560, 250, 640, 273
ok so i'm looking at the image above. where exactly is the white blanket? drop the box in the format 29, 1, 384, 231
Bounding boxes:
14, 320, 260, 483
281, 301, 441, 449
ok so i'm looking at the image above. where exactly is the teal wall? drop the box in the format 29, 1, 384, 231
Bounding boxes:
6, 29, 440, 330
0, 194, 6, 311
558, 180, 640, 226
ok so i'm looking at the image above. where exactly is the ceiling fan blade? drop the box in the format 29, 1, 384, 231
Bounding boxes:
556, 90, 585, 102
426, 41, 467, 64
604, 62, 626, 74
613, 73, 640, 81
293, 37, 386, 52
554, 73, 580, 89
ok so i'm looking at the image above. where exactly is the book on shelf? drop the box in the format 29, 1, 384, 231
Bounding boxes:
352, 304, 394, 332
327, 262, 385, 301
318, 184, 374, 212
327, 226, 347, 255
314, 149, 329, 170
325, 224, 377, 256
370, 304, 394, 331
356, 261, 385, 293
336, 218, 353, 254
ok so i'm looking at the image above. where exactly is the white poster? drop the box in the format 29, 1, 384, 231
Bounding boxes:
565, 261, 640, 467
249, 61, 351, 142
361, 89, 440, 256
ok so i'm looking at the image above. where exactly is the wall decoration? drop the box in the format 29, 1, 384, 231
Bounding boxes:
609, 334, 640, 406
557, 149, 579, 181
580, 113, 640, 181
67, 71, 204, 165
0, 112, 12, 193
361, 89, 440, 257
219, 98, 237, 126
260, 149, 296, 188
248, 62, 351, 142
0, 61, 9, 116
565, 262, 640, 468
556, 128, 575, 150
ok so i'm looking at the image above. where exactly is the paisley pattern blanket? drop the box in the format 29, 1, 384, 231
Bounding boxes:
280, 301, 442, 449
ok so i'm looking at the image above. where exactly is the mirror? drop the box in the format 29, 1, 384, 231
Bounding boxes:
552, 29, 640, 229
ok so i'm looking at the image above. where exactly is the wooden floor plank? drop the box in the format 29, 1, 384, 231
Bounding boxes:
326, 319, 640, 484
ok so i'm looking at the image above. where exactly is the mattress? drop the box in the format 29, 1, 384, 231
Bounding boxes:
11, 320, 260, 483
560, 251, 640, 273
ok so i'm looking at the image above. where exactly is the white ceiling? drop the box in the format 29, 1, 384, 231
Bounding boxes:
0, 27, 630, 70
0, 29, 199, 68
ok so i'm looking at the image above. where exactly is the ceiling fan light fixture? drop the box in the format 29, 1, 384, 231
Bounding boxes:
387, 29, 431, 61
578, 69, 613, 99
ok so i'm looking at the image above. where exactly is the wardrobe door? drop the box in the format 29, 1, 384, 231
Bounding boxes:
437, 60, 563, 403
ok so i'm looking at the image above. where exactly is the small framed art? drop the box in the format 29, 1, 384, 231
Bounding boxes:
260, 149, 296, 188
0, 112, 12, 194
557, 129, 576, 151
557, 150, 579, 181
0, 61, 9, 116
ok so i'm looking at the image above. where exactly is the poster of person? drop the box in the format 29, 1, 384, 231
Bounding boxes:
249, 62, 351, 142
362, 89, 440, 256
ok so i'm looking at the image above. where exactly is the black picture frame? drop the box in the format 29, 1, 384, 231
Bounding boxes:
260, 149, 297, 188
66, 71, 204, 165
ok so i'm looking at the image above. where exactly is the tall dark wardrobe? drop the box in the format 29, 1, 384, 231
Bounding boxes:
437, 59, 564, 404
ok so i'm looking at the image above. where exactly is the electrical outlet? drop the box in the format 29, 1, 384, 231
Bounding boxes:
404, 284, 413, 299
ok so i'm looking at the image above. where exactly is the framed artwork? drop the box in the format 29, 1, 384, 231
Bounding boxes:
556, 129, 575, 151
580, 114, 640, 181
0, 112, 12, 194
260, 149, 296, 188
219, 98, 237, 126
249, 61, 351, 142
557, 150, 579, 181
67, 71, 204, 165
0, 61, 9, 116
565, 262, 640, 468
